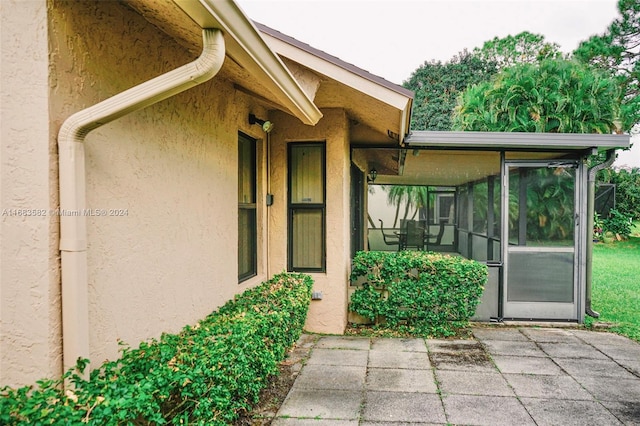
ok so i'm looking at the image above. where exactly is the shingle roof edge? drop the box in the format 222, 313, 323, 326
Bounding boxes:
255, 21, 414, 99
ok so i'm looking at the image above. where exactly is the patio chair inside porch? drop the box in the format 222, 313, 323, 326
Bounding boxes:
398, 220, 425, 251
378, 219, 400, 248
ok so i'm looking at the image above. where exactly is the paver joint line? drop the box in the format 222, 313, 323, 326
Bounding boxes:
273, 329, 640, 424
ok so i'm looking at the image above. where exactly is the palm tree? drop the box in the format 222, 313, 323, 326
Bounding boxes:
382, 185, 428, 227
453, 59, 622, 134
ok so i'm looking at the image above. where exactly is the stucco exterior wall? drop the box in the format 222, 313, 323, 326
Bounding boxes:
50, 1, 271, 365
1, 0, 62, 387
268, 109, 351, 334
2, 0, 270, 386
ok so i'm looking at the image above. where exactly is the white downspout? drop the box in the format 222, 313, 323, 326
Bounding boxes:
58, 29, 225, 376
585, 149, 616, 318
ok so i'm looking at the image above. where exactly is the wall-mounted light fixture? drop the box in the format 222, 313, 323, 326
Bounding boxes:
249, 113, 274, 133
368, 167, 378, 183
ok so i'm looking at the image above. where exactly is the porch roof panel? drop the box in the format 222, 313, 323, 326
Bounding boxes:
405, 131, 630, 151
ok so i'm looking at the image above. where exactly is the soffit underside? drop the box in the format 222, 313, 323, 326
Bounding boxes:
124, 0, 407, 142
354, 148, 573, 186
261, 39, 410, 145
314, 80, 403, 145
123, 0, 303, 116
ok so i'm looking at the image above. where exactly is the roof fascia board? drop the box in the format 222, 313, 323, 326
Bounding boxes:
173, 0, 322, 125
405, 131, 630, 150
257, 23, 413, 97
399, 101, 412, 144
262, 32, 412, 112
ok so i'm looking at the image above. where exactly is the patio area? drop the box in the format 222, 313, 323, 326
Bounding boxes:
273, 327, 640, 424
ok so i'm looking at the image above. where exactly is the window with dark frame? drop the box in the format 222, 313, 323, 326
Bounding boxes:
238, 133, 257, 282
288, 143, 326, 272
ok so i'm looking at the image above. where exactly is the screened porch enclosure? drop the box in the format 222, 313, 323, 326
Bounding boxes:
369, 185, 457, 253
357, 145, 586, 322
366, 149, 512, 261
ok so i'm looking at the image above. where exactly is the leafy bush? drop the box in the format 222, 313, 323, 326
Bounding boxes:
603, 208, 632, 239
349, 251, 486, 336
593, 212, 604, 241
598, 167, 640, 221
0, 273, 313, 425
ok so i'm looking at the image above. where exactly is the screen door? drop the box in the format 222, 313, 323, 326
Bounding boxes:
503, 161, 578, 320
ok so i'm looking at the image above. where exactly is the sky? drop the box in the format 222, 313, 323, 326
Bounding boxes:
236, 0, 639, 168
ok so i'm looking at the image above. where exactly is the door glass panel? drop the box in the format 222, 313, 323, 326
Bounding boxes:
292, 209, 323, 269
508, 166, 575, 247
238, 137, 256, 204
238, 208, 256, 278
290, 145, 324, 204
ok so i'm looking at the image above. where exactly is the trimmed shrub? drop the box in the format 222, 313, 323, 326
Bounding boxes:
0, 273, 313, 425
603, 208, 632, 239
349, 251, 486, 336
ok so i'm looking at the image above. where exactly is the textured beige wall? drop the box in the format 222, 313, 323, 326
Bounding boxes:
49, 1, 271, 365
2, 0, 353, 387
268, 109, 351, 334
2, 0, 270, 386
0, 0, 63, 387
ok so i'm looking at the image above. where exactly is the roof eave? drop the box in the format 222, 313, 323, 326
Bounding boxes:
256, 22, 413, 144
399, 100, 413, 145
256, 22, 414, 99
173, 0, 322, 125
405, 131, 631, 151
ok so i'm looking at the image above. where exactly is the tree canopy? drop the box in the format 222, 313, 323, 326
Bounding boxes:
403, 50, 497, 131
404, 33, 561, 132
573, 0, 639, 132
473, 31, 563, 69
452, 59, 621, 133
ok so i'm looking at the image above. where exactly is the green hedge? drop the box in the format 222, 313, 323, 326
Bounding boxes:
0, 273, 313, 425
349, 251, 486, 336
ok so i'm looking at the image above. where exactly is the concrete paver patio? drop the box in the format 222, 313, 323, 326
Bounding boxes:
273, 327, 640, 425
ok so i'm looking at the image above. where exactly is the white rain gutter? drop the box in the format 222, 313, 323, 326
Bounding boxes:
174, 0, 322, 126
57, 28, 224, 376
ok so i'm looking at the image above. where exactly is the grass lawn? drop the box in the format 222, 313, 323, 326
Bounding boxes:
591, 222, 640, 342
